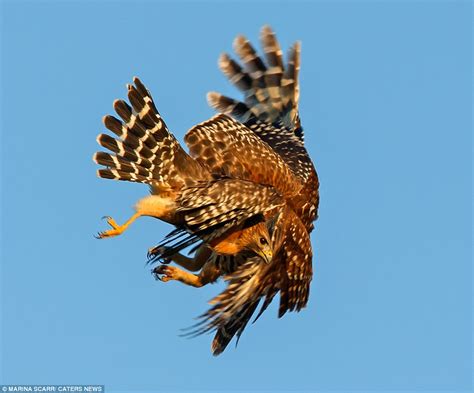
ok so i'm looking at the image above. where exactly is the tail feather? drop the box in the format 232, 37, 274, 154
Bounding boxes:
183, 257, 276, 355
211, 301, 259, 356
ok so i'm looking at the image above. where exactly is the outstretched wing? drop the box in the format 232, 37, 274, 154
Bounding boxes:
208, 25, 301, 137
150, 179, 284, 261
207, 25, 317, 186
179, 179, 284, 236
95, 77, 209, 191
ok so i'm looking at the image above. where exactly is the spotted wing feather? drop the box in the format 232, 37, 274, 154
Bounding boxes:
207, 25, 316, 189
149, 179, 284, 261
277, 208, 313, 317
184, 114, 303, 199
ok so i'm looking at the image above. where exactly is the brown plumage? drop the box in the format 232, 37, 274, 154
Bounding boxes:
186, 25, 319, 354
93, 25, 319, 356
94, 78, 280, 262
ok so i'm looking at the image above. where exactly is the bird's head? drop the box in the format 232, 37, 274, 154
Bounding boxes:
244, 222, 273, 264
211, 219, 273, 263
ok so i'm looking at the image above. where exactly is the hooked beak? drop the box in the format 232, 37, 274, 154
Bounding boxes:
257, 249, 273, 264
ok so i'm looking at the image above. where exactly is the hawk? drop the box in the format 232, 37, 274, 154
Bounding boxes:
93, 26, 319, 355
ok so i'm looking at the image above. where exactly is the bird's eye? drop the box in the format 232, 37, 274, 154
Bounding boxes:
259, 237, 268, 245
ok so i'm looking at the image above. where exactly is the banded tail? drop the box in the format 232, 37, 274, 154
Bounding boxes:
183, 257, 274, 356
211, 300, 260, 356
208, 25, 302, 138
93, 77, 208, 192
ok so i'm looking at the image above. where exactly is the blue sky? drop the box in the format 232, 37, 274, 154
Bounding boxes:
1, 1, 471, 392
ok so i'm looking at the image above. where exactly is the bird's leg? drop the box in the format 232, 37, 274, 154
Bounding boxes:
149, 245, 212, 272
96, 212, 142, 239
153, 260, 220, 288
96, 195, 176, 239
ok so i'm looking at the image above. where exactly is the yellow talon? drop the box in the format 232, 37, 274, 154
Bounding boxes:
103, 216, 119, 229
96, 213, 141, 239
97, 227, 123, 239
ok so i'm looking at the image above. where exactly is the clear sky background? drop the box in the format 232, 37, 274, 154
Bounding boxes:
1, 1, 471, 392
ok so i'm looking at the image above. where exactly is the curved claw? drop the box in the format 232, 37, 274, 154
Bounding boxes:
147, 248, 158, 264
147, 247, 156, 260
152, 265, 171, 281
147, 246, 171, 264
95, 215, 122, 239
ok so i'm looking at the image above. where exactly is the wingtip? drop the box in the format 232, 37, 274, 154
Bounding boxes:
211, 341, 223, 356
233, 34, 247, 51
206, 91, 220, 107
261, 24, 274, 35
112, 99, 121, 110
218, 52, 230, 67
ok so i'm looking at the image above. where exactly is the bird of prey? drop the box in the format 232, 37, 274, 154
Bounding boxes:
93, 25, 319, 355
